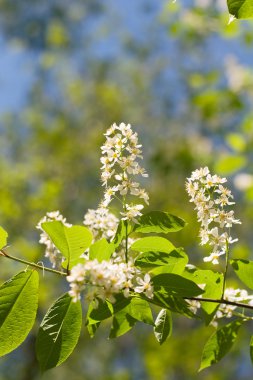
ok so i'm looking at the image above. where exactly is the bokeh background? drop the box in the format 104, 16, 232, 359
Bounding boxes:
1, 0, 253, 379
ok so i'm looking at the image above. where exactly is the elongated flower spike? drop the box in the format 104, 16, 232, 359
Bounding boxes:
186, 167, 241, 265
100, 122, 149, 222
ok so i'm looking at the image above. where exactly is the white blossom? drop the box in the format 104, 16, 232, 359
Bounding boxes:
186, 284, 206, 314
67, 258, 153, 302
234, 173, 253, 191
100, 122, 149, 222
186, 167, 241, 265
194, 0, 227, 11
121, 204, 144, 223
203, 250, 225, 265
134, 273, 154, 299
83, 207, 119, 240
214, 288, 253, 320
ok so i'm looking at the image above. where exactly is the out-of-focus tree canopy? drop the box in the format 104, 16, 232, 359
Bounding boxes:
1, 1, 253, 379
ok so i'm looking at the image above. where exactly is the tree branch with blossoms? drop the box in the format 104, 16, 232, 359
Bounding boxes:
1, 123, 253, 372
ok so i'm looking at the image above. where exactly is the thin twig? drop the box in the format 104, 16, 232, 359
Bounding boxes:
185, 296, 253, 311
0, 249, 67, 276
125, 221, 128, 264
222, 239, 230, 299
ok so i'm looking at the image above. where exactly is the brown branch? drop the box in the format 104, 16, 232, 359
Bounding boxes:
185, 296, 253, 311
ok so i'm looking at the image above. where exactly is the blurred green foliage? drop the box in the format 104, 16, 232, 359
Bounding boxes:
1, 0, 253, 379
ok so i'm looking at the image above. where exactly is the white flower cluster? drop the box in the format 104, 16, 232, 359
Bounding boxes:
37, 211, 72, 269
187, 287, 253, 321
194, 0, 226, 11
111, 236, 137, 264
100, 122, 149, 223
83, 207, 119, 240
67, 260, 153, 303
225, 56, 253, 92
186, 167, 241, 265
82, 206, 138, 263
215, 288, 253, 320
186, 283, 206, 314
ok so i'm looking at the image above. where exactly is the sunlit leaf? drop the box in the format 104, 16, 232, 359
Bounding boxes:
184, 268, 223, 325
147, 292, 195, 318
36, 293, 82, 372
109, 309, 137, 338
250, 335, 253, 364
135, 248, 188, 274
107, 295, 138, 338
214, 155, 246, 175
199, 320, 243, 371
152, 273, 205, 297
226, 133, 246, 152
0, 270, 39, 356
128, 297, 154, 325
86, 295, 130, 326
89, 238, 115, 262
0, 226, 8, 250
112, 294, 133, 314
112, 220, 132, 248
131, 237, 175, 254
86, 299, 114, 325
227, 0, 253, 19
86, 322, 100, 338
231, 259, 253, 289
133, 211, 186, 234
42, 221, 93, 269
154, 309, 172, 345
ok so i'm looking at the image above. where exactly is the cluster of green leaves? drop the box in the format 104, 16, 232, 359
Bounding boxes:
1, 211, 253, 373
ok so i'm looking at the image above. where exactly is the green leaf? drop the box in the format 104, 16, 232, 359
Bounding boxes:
112, 220, 132, 248
133, 211, 186, 234
214, 155, 246, 175
231, 259, 253, 290
86, 322, 100, 338
86, 299, 114, 325
135, 248, 188, 272
42, 221, 93, 269
86, 294, 130, 326
128, 297, 154, 325
250, 336, 253, 364
199, 320, 242, 371
112, 294, 132, 314
154, 309, 172, 345
0, 270, 39, 356
109, 296, 140, 338
184, 269, 223, 325
131, 236, 175, 254
88, 296, 153, 339
148, 292, 195, 318
149, 249, 188, 276
86, 295, 152, 339
152, 273, 205, 297
109, 310, 137, 338
85, 299, 112, 338
227, 0, 253, 19
36, 293, 82, 372
0, 226, 8, 249
226, 133, 246, 152
89, 238, 115, 262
